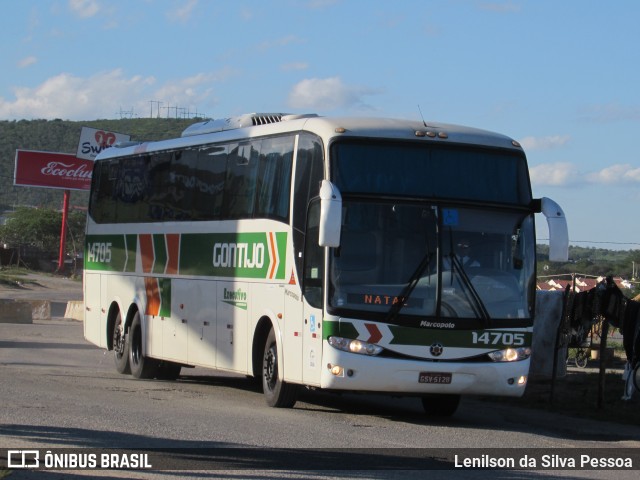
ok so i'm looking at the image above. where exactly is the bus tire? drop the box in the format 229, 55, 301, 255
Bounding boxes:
633, 362, 640, 393
129, 312, 158, 379
421, 394, 460, 417
262, 328, 297, 408
113, 311, 131, 375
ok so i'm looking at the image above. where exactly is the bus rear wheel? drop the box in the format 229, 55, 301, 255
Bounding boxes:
262, 328, 297, 408
113, 312, 130, 375
129, 312, 158, 379
421, 394, 460, 417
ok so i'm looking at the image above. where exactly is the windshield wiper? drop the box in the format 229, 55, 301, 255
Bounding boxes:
448, 252, 491, 323
385, 248, 433, 324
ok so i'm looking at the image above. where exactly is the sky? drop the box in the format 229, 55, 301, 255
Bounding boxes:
1, 0, 639, 250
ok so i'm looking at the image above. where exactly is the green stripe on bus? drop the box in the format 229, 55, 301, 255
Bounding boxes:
159, 278, 171, 317
85, 234, 128, 272
85, 231, 287, 280
389, 326, 531, 349
324, 320, 532, 349
153, 234, 167, 274
323, 320, 358, 340
124, 234, 137, 272
274, 232, 287, 280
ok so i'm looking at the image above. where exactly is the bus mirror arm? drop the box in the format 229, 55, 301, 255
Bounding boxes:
319, 180, 342, 247
534, 197, 569, 262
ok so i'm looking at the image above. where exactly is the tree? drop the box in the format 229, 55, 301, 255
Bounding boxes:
0, 206, 86, 269
1, 207, 61, 253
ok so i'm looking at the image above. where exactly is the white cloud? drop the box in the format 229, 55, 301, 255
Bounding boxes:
153, 71, 232, 107
519, 135, 570, 151
0, 69, 227, 120
281, 62, 308, 71
18, 56, 38, 68
257, 35, 303, 52
587, 164, 640, 184
167, 0, 198, 24
529, 162, 580, 187
287, 76, 380, 111
579, 103, 640, 123
69, 0, 100, 18
529, 162, 640, 188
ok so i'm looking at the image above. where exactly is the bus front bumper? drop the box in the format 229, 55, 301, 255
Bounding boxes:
320, 346, 529, 397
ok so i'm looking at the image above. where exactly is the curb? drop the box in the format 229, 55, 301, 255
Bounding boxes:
0, 299, 83, 323
64, 300, 84, 321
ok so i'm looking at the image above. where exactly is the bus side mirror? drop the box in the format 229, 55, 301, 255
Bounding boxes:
319, 180, 342, 247
537, 197, 569, 262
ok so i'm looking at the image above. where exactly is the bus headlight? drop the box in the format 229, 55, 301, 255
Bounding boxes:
488, 347, 531, 362
328, 336, 384, 356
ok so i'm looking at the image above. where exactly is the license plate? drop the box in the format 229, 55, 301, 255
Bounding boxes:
419, 372, 452, 384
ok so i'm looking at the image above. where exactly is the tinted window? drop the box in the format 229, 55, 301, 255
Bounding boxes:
256, 136, 294, 221
292, 133, 324, 282
332, 141, 531, 205
89, 134, 294, 224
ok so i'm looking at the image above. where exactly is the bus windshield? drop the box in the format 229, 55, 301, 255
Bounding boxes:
328, 141, 536, 326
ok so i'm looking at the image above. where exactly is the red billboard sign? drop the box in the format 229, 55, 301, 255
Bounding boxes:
14, 150, 93, 191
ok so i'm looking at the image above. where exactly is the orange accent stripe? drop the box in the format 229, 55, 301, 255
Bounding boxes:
165, 234, 180, 274
139, 234, 154, 273
268, 232, 277, 279
144, 277, 161, 316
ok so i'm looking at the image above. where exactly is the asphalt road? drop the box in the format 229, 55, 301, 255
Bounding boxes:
0, 276, 639, 479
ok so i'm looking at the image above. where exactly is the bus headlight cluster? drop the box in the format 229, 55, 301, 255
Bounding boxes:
488, 347, 531, 362
328, 336, 383, 356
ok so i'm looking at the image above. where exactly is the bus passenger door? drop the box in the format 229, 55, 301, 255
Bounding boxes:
302, 201, 324, 386
216, 281, 248, 372
283, 283, 303, 383
302, 302, 323, 386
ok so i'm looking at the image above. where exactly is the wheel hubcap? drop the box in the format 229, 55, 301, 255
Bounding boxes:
114, 327, 124, 356
264, 346, 277, 390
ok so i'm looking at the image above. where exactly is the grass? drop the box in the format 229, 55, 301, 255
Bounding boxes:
0, 267, 41, 288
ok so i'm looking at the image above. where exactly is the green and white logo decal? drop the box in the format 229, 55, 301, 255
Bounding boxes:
181, 232, 287, 279
222, 287, 248, 310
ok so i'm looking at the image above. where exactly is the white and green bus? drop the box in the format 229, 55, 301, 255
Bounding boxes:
84, 113, 568, 415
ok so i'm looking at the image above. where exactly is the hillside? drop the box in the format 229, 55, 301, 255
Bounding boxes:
537, 244, 640, 284
0, 118, 196, 210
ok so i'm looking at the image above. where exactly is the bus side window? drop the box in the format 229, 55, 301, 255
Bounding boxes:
222, 142, 259, 219
255, 136, 294, 222
292, 133, 324, 285
196, 145, 227, 220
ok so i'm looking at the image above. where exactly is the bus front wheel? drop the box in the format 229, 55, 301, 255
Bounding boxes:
129, 312, 158, 379
262, 328, 297, 408
421, 394, 460, 417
